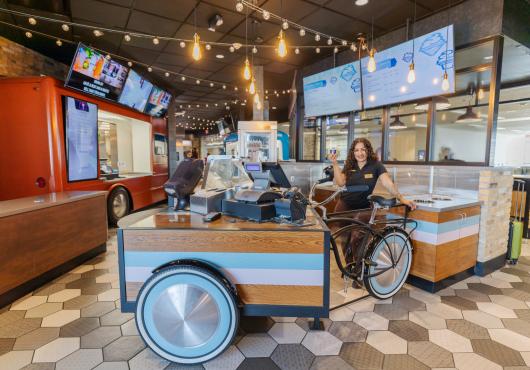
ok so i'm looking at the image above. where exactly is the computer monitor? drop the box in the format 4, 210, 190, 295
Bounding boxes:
262, 162, 291, 188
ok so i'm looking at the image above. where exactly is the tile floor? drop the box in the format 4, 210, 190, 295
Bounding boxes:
2, 233, 530, 369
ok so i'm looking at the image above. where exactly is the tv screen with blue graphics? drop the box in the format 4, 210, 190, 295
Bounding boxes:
362, 25, 455, 108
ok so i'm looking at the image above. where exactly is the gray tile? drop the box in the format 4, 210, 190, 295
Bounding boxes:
373, 304, 408, 320
515, 309, 530, 323
0, 338, 15, 355
393, 295, 426, 312
100, 309, 133, 326
446, 319, 490, 339
310, 356, 353, 370
14, 327, 60, 350
56, 348, 103, 370
121, 319, 139, 336
0, 310, 25, 326
503, 318, 530, 338
0, 317, 42, 338
468, 283, 503, 295
63, 295, 98, 310
388, 320, 429, 341
329, 321, 368, 343
455, 288, 491, 302
238, 357, 282, 370
66, 278, 97, 289
81, 269, 109, 279
20, 364, 56, 370
33, 283, 66, 296
81, 326, 121, 348
271, 344, 315, 370
81, 302, 115, 318
81, 283, 112, 296
504, 289, 530, 302
408, 341, 454, 368
60, 317, 100, 337
471, 338, 526, 366
295, 317, 332, 332
339, 342, 384, 370
165, 363, 205, 370
239, 316, 275, 333
382, 354, 429, 370
25, 303, 63, 318
129, 348, 170, 370
93, 362, 129, 370
103, 335, 145, 361
441, 296, 478, 310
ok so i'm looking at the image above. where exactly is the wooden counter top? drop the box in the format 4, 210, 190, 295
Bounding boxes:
0, 191, 107, 218
119, 206, 327, 232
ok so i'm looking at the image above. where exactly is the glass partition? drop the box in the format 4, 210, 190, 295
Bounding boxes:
324, 114, 349, 161
386, 105, 427, 162
494, 101, 530, 167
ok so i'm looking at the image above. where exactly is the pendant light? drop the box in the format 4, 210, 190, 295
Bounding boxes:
389, 116, 407, 129
441, 71, 450, 91
456, 87, 481, 123
192, 33, 202, 61
277, 30, 287, 57
441, 4, 451, 91
243, 10, 252, 80
367, 18, 376, 73
249, 78, 256, 95
407, 4, 417, 84
243, 59, 251, 80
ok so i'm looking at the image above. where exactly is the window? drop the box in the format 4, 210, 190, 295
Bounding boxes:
494, 101, 530, 167
386, 104, 427, 162
324, 114, 349, 161
353, 109, 383, 160
302, 116, 322, 160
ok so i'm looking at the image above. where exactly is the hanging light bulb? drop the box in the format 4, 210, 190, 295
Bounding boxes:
249, 79, 256, 95
407, 63, 416, 84
350, 43, 357, 51
192, 33, 202, 61
93, 29, 104, 37
315, 47, 320, 53
441, 71, 450, 91
252, 46, 258, 54
299, 28, 306, 37
315, 34, 320, 42
147, 66, 152, 72
179, 41, 186, 48
25, 31, 32, 38
205, 44, 211, 50
334, 47, 339, 53
165, 72, 170, 77
56, 39, 62, 47
124, 34, 131, 42
196, 79, 201, 84
277, 30, 287, 58
282, 20, 289, 30
229, 46, 235, 53
181, 76, 186, 81
367, 49, 376, 73
28, 17, 37, 25
295, 48, 300, 54
222, 85, 226, 89
61, 24, 70, 32
152, 37, 159, 45
327, 37, 333, 45
263, 10, 270, 20
243, 58, 251, 80
236, 1, 244, 12
254, 92, 260, 104
341, 40, 347, 46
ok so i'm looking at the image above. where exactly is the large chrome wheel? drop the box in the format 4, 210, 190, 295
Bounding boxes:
136, 266, 238, 364
107, 187, 130, 225
364, 229, 412, 299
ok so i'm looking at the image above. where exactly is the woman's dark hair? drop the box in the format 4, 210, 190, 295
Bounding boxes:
343, 138, 378, 175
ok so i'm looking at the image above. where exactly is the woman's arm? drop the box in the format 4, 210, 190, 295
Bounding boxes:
329, 153, 346, 186
379, 172, 416, 210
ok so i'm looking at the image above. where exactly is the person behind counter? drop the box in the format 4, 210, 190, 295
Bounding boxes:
330, 138, 416, 211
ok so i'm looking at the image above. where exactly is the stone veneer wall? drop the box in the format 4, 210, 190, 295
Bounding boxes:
0, 36, 68, 80
477, 168, 514, 263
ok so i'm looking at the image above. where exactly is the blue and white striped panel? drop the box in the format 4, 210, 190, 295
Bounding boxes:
410, 216, 480, 245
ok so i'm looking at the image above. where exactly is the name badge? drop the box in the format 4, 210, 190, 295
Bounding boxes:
364, 173, 374, 179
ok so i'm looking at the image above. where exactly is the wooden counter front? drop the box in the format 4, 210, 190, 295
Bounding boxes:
0, 191, 107, 306
118, 207, 330, 317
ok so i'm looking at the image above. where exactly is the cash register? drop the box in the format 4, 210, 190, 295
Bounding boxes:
222, 162, 290, 221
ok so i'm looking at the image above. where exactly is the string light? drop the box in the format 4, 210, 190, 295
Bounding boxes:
28, 17, 36, 25
295, 48, 300, 54
229, 46, 235, 52
327, 37, 333, 45
93, 29, 104, 37
315, 47, 320, 53
152, 37, 159, 45
299, 28, 305, 37
350, 43, 357, 51
165, 72, 170, 77
25, 31, 32, 38
205, 43, 211, 50
196, 79, 201, 84
56, 39, 62, 46
147, 66, 152, 72
334, 47, 339, 53
192, 33, 202, 61
179, 41, 186, 48
243, 58, 251, 80
127, 61, 133, 67
341, 40, 347, 46
277, 30, 287, 58
315, 34, 320, 42
262, 10, 270, 20
124, 34, 131, 42
252, 46, 257, 54
282, 19, 289, 30
367, 49, 377, 73
181, 76, 186, 81
61, 24, 69, 32
236, 1, 244, 12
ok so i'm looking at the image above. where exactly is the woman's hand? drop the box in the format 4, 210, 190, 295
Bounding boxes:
329, 152, 338, 165
400, 198, 417, 210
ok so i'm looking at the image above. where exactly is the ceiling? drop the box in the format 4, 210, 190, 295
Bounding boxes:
0, 0, 463, 122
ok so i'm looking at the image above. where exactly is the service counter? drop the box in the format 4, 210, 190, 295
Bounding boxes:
0, 191, 108, 307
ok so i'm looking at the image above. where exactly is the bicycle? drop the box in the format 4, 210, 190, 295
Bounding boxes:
308, 182, 418, 299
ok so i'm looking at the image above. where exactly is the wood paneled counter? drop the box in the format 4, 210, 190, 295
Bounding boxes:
0, 191, 108, 307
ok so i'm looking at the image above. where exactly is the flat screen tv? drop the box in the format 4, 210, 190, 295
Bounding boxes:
64, 96, 99, 182
144, 86, 172, 117
65, 43, 128, 101
118, 69, 154, 112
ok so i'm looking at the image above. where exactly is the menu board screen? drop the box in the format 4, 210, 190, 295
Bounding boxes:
64, 97, 98, 182
362, 25, 455, 108
144, 86, 172, 117
303, 62, 362, 117
118, 69, 154, 112
65, 43, 128, 101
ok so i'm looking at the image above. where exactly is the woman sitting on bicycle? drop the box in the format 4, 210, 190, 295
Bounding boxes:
329, 138, 416, 212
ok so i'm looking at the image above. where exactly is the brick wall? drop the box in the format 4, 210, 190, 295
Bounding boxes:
0, 36, 68, 80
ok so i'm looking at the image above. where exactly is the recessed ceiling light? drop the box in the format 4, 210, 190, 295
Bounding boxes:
216, 54, 224, 59
355, 0, 369, 5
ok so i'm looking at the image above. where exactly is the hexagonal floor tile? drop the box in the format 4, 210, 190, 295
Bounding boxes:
11, 296, 48, 311
81, 302, 115, 318
408, 341, 454, 368
488, 329, 530, 351
237, 333, 277, 357
446, 319, 490, 339
92, 361, 129, 370
408, 288, 441, 305
425, 303, 463, 319
129, 348, 169, 370
382, 354, 429, 370
453, 352, 503, 370
455, 288, 491, 303
409, 310, 447, 329
56, 348, 103, 370
329, 306, 355, 322
41, 310, 80, 327
462, 310, 504, 329
102, 335, 145, 361
238, 357, 281, 370
388, 320, 429, 341
121, 319, 139, 336
33, 337, 80, 362
59, 317, 100, 337
0, 338, 14, 356
97, 289, 120, 302
301, 331, 342, 356
339, 342, 384, 369
345, 298, 375, 313
81, 326, 121, 349
476, 302, 517, 319
271, 344, 314, 370
295, 317, 332, 332
100, 309, 133, 326
329, 321, 367, 343
0, 350, 33, 369
366, 331, 407, 354
310, 356, 353, 370
441, 296, 478, 311
353, 312, 389, 331
48, 289, 81, 303
392, 295, 426, 312
268, 323, 306, 344
428, 329, 473, 352
63, 295, 97, 310
373, 304, 408, 321
489, 294, 528, 309
203, 345, 244, 370
0, 318, 42, 338
14, 328, 60, 350
239, 316, 275, 333
25, 303, 63, 319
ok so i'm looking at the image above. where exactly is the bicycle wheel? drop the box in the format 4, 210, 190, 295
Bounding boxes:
136, 265, 239, 364
363, 228, 412, 299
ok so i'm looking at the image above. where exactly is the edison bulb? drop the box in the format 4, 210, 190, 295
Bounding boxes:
295, 48, 300, 54
315, 34, 320, 42
367, 49, 376, 73
262, 10, 270, 20
61, 24, 70, 32
441, 72, 450, 91
249, 79, 256, 95
277, 30, 287, 58
282, 20, 289, 30
243, 58, 251, 80
407, 63, 416, 83
192, 33, 202, 61
56, 39, 62, 46
299, 28, 306, 37
124, 34, 131, 42
236, 1, 244, 12
327, 37, 333, 45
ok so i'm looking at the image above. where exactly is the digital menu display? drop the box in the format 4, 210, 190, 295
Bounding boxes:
144, 86, 172, 117
362, 25, 455, 108
64, 97, 98, 182
65, 43, 128, 101
118, 69, 154, 112
303, 62, 362, 117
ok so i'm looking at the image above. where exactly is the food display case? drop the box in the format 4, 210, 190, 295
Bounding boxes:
238, 121, 277, 162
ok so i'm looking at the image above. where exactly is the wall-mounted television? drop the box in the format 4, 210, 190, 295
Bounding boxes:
145, 86, 172, 117
65, 43, 128, 101
64, 96, 99, 182
118, 69, 154, 112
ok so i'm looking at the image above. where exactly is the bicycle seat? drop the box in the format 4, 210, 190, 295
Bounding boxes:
368, 195, 397, 208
